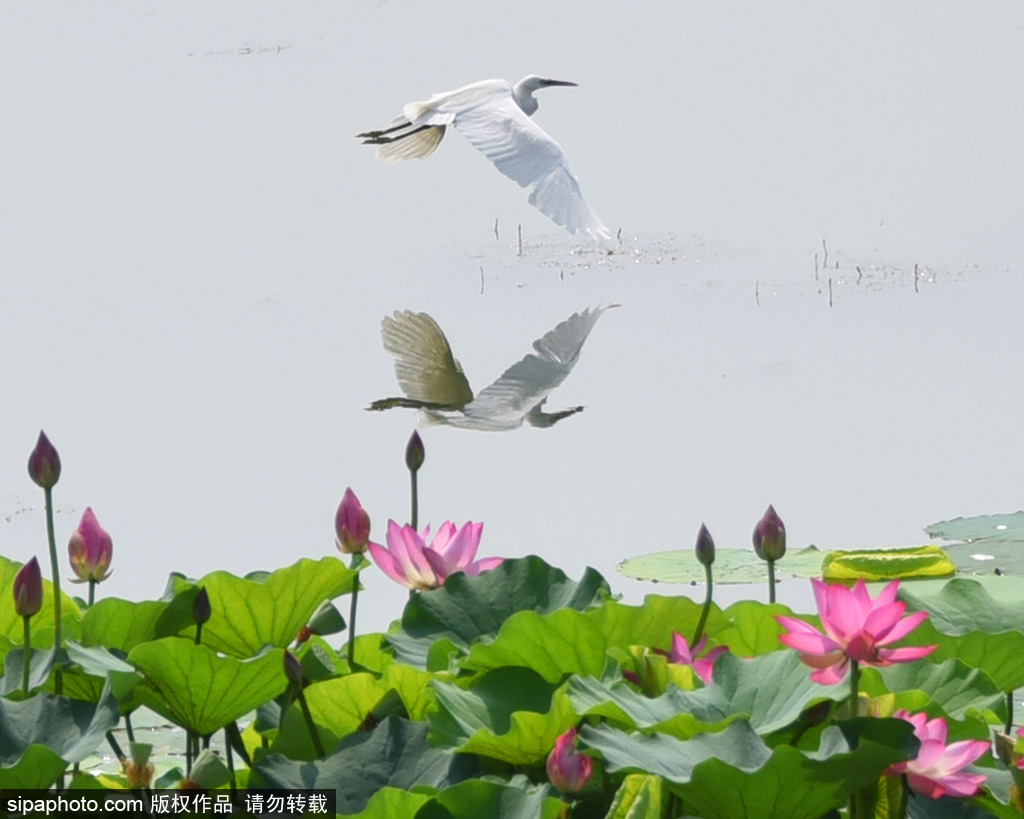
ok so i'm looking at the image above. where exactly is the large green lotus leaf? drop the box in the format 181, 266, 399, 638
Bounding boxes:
251, 716, 478, 816
413, 777, 563, 819
80, 596, 193, 653
822, 546, 956, 581
569, 651, 840, 738
428, 666, 575, 765
0, 683, 120, 787
461, 596, 731, 683
617, 545, 824, 584
274, 664, 437, 759
184, 557, 356, 658
128, 638, 287, 735
0, 554, 82, 645
861, 659, 1006, 722
712, 599, 794, 656
581, 718, 917, 819
899, 578, 1024, 691
927, 512, 1024, 546
605, 774, 667, 819
341, 787, 433, 819
388, 556, 609, 667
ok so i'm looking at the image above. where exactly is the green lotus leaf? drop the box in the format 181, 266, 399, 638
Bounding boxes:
0, 683, 120, 788
251, 716, 477, 816
617, 545, 825, 585
413, 777, 563, 819
570, 651, 839, 739
388, 556, 609, 668
861, 658, 1005, 723
605, 774, 667, 819
461, 596, 731, 683
128, 638, 287, 735
428, 666, 575, 765
340, 787, 434, 819
80, 596, 191, 653
183, 557, 356, 658
274, 664, 437, 759
927, 512, 1024, 546
581, 718, 918, 819
822, 545, 956, 581
711, 599, 793, 656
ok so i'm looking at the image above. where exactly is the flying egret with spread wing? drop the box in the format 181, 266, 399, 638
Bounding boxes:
368, 306, 616, 431
357, 76, 610, 239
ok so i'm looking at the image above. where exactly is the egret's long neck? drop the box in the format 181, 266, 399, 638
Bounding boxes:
512, 83, 539, 116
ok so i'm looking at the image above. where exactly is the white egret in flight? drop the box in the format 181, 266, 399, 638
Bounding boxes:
368, 305, 615, 431
357, 76, 610, 239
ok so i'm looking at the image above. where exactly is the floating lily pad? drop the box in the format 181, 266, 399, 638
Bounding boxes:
822, 546, 956, 582
617, 546, 825, 585
926, 512, 1024, 576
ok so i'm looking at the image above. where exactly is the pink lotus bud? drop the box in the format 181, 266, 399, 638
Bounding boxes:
546, 727, 592, 795
695, 523, 716, 567
335, 488, 371, 555
68, 507, 113, 583
405, 430, 425, 473
753, 504, 786, 561
283, 650, 304, 686
13, 557, 43, 618
27, 431, 61, 489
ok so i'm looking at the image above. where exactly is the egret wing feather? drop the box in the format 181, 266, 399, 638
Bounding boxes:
467, 306, 607, 419
381, 311, 474, 407
452, 97, 609, 238
373, 117, 447, 161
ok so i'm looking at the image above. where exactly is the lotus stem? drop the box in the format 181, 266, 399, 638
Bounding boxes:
409, 468, 419, 531
21, 616, 31, 696
1006, 691, 1014, 735
691, 562, 714, 647
88, 578, 96, 608
297, 686, 325, 758
43, 486, 63, 694
346, 554, 363, 668
766, 557, 776, 604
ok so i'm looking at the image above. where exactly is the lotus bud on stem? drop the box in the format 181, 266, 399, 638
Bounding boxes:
13, 557, 43, 696
753, 504, 786, 604
335, 488, 371, 667
405, 430, 424, 530
68, 507, 113, 607
691, 523, 716, 646
28, 431, 64, 694
193, 587, 211, 645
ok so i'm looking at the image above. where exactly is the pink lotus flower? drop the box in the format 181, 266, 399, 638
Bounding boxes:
670, 632, 728, 684
886, 710, 989, 798
776, 579, 936, 684
335, 488, 371, 555
546, 726, 592, 795
13, 557, 43, 618
368, 520, 502, 590
68, 507, 113, 583
27, 430, 61, 489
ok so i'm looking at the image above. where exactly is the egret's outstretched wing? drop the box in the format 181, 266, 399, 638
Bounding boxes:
451, 97, 609, 239
380, 311, 474, 407
362, 117, 447, 162
466, 306, 609, 422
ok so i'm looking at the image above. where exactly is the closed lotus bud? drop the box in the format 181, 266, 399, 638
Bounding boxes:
546, 726, 593, 795
405, 430, 425, 473
193, 587, 211, 626
335, 488, 371, 555
283, 649, 304, 686
68, 507, 113, 583
27, 431, 61, 489
695, 523, 715, 567
13, 557, 43, 618
753, 504, 786, 561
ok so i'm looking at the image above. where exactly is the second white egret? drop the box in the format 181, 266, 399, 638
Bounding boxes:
357, 76, 610, 239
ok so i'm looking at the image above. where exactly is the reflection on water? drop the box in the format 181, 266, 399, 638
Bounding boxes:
369, 306, 614, 431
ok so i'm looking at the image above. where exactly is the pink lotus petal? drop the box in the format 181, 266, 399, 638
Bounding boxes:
873, 608, 929, 645
368, 541, 411, 588
876, 645, 938, 665
464, 556, 503, 576
778, 629, 843, 656
809, 661, 848, 685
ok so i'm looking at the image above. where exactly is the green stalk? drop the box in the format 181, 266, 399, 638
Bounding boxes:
691, 563, 714, 646
297, 686, 325, 758
1006, 691, 1014, 735
409, 468, 419, 530
766, 557, 776, 604
225, 725, 236, 796
43, 486, 63, 695
849, 658, 860, 715
21, 616, 31, 696
346, 554, 363, 668
88, 578, 96, 608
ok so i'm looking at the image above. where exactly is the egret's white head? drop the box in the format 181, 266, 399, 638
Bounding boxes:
512, 75, 578, 116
